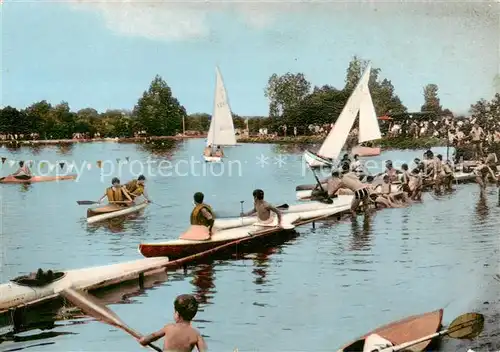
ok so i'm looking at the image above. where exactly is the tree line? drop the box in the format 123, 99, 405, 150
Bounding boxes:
0, 57, 461, 140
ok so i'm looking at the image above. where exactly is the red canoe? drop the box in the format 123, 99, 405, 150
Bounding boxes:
139, 221, 298, 260
338, 309, 443, 352
0, 175, 77, 184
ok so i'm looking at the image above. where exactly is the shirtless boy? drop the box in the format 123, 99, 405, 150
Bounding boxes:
327, 164, 370, 216
139, 294, 207, 352
241, 189, 283, 226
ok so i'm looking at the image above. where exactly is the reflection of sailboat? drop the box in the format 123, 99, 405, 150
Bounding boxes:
203, 67, 236, 163
303, 64, 381, 168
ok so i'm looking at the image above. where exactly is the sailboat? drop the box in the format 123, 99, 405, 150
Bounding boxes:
303, 64, 381, 168
204, 66, 237, 163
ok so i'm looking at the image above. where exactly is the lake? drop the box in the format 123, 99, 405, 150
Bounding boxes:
0, 139, 499, 351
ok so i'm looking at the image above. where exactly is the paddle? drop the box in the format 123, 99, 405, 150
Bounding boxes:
61, 287, 162, 352
77, 200, 131, 205
379, 312, 484, 352
308, 165, 332, 204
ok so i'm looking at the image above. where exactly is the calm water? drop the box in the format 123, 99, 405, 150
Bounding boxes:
0, 140, 499, 351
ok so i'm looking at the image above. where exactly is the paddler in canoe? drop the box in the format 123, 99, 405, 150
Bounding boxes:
241, 189, 283, 227
123, 175, 150, 203
327, 164, 371, 216
191, 192, 215, 237
139, 294, 208, 352
10, 161, 33, 180
98, 177, 133, 205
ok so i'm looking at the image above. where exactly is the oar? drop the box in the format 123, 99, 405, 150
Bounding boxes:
77, 200, 132, 205
61, 287, 162, 352
308, 165, 332, 204
380, 312, 484, 352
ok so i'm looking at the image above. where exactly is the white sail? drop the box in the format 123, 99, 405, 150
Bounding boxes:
206, 67, 236, 147
317, 64, 372, 159
358, 82, 381, 143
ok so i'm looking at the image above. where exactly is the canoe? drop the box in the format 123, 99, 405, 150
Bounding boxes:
351, 145, 381, 157
0, 174, 77, 184
0, 257, 170, 315
338, 309, 443, 352
87, 201, 148, 224
139, 200, 353, 259
214, 201, 348, 230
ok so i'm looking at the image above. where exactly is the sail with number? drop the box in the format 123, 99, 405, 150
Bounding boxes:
206, 67, 236, 147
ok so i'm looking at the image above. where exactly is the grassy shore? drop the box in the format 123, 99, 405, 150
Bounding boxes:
0, 135, 205, 146
0, 135, 446, 150
237, 135, 446, 149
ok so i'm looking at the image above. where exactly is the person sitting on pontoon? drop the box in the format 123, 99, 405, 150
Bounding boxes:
350, 154, 365, 175
11, 161, 32, 179
203, 144, 212, 157
190, 192, 215, 237
214, 145, 224, 157
123, 175, 150, 203
98, 177, 133, 205
241, 189, 283, 226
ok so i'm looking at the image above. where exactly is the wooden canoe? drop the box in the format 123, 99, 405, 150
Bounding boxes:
87, 201, 148, 223
0, 174, 77, 183
338, 309, 443, 352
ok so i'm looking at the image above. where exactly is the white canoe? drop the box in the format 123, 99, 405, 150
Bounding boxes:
0, 257, 170, 314
213, 201, 347, 230
139, 200, 353, 259
87, 201, 148, 224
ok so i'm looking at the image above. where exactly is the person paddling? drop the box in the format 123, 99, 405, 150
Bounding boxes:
190, 192, 215, 237
11, 161, 32, 179
241, 189, 283, 226
98, 177, 133, 205
139, 294, 207, 352
123, 175, 150, 202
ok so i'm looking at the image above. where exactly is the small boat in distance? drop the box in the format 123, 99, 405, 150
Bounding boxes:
0, 174, 77, 183
204, 66, 237, 162
304, 63, 382, 168
338, 309, 443, 352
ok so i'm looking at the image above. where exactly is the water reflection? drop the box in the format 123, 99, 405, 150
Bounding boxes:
56, 143, 74, 155
252, 249, 275, 286
349, 215, 373, 251
475, 192, 489, 223
190, 263, 216, 306
136, 139, 179, 157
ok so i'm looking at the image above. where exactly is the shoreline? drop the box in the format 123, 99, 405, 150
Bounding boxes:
0, 135, 446, 150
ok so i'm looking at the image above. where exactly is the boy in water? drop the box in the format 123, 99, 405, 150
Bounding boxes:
139, 294, 207, 352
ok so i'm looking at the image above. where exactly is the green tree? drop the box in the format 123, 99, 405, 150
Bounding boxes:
186, 113, 210, 132
344, 56, 406, 115
133, 75, 187, 136
264, 72, 311, 118
421, 84, 442, 114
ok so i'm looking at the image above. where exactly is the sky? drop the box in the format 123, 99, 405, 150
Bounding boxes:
1, 0, 499, 116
